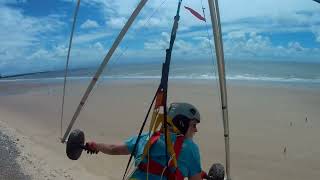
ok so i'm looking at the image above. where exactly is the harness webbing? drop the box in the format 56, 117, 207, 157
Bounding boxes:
138, 132, 185, 180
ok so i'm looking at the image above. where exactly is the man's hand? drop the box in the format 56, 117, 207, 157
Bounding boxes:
201, 171, 208, 179
85, 141, 99, 154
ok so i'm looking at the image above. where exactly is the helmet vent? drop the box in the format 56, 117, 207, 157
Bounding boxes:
190, 108, 196, 115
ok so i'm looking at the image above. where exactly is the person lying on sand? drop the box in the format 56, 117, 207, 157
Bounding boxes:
85, 102, 205, 180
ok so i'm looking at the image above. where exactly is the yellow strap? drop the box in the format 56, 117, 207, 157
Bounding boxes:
141, 111, 162, 159
144, 115, 178, 168
166, 116, 180, 134
153, 113, 163, 132
139, 107, 179, 171
164, 127, 177, 167
149, 111, 159, 132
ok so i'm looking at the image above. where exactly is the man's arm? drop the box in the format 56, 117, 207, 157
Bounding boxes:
95, 143, 130, 155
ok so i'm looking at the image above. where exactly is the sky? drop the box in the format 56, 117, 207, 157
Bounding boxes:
0, 0, 319, 75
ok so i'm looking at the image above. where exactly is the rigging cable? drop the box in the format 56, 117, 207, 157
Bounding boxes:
200, 0, 223, 127
104, 0, 169, 68
60, 0, 81, 139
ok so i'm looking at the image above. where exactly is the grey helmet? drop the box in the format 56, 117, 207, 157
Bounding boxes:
168, 102, 200, 135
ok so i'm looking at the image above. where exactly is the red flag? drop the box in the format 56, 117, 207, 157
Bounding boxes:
184, 6, 206, 22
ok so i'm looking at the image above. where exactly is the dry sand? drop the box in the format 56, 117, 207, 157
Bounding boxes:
0, 78, 320, 180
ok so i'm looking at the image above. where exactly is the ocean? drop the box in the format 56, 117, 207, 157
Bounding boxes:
1, 60, 320, 85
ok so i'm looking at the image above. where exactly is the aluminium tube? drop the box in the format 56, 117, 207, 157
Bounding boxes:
207, 0, 231, 179
61, 0, 149, 143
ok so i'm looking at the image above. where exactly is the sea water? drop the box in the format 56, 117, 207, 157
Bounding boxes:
1, 60, 320, 86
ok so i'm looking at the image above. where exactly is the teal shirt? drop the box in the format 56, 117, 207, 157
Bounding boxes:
124, 133, 202, 179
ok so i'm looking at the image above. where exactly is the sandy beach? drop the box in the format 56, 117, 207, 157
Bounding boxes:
0, 78, 320, 180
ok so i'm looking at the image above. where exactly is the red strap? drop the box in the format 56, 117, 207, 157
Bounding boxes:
138, 160, 184, 180
138, 159, 170, 177
138, 133, 185, 180
172, 169, 184, 180
174, 136, 185, 163
169, 135, 184, 167
150, 131, 161, 145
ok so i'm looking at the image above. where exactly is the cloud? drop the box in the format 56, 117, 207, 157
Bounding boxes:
223, 10, 320, 35
136, 17, 167, 29
107, 17, 126, 29
1, 0, 320, 75
225, 31, 246, 40
224, 32, 273, 57
312, 26, 320, 43
0, 5, 65, 60
144, 32, 169, 50
73, 31, 111, 44
142, 26, 316, 61
92, 42, 104, 51
288, 42, 304, 52
27, 49, 51, 60
143, 31, 214, 60
222, 31, 320, 59
219, 0, 318, 22
0, 0, 27, 5
80, 19, 99, 29
3, 42, 108, 74
61, 0, 319, 31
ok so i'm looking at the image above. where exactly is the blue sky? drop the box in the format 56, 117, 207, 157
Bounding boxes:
0, 0, 319, 75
